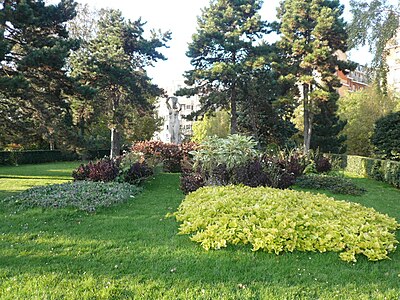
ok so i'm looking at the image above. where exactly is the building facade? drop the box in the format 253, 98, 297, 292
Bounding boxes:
336, 65, 370, 96
335, 50, 369, 96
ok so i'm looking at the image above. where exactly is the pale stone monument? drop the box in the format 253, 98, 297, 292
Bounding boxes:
166, 96, 182, 144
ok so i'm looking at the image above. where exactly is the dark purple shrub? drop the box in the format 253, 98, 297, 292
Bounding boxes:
232, 160, 270, 187
276, 172, 297, 189
124, 162, 153, 185
72, 163, 91, 181
262, 156, 297, 189
180, 172, 205, 194
315, 156, 332, 173
283, 154, 306, 177
87, 158, 120, 182
207, 164, 230, 186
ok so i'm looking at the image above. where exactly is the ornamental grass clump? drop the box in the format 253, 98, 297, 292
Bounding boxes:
3, 181, 141, 212
173, 185, 399, 262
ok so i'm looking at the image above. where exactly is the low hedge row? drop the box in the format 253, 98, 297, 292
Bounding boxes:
331, 154, 400, 188
0, 149, 110, 165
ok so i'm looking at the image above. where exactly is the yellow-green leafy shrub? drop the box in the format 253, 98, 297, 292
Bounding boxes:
173, 185, 399, 262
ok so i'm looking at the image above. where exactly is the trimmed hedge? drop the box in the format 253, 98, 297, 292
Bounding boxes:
0, 149, 110, 165
331, 154, 400, 188
0, 150, 78, 165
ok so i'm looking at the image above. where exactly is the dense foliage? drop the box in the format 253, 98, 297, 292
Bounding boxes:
72, 154, 153, 184
310, 93, 347, 154
131, 140, 198, 172
338, 86, 397, 156
72, 158, 120, 182
183, 136, 329, 194
3, 181, 140, 212
180, 135, 334, 194
296, 174, 366, 195
0, 0, 81, 149
278, 0, 351, 153
371, 112, 400, 161
174, 185, 399, 262
180, 171, 205, 195
191, 135, 258, 173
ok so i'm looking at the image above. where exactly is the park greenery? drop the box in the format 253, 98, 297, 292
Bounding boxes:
1, 161, 400, 298
1, 0, 400, 298
174, 185, 398, 262
1, 0, 399, 157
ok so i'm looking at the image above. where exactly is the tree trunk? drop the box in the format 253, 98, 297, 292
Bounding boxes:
303, 83, 312, 155
79, 117, 85, 138
230, 83, 238, 134
110, 91, 120, 158
230, 52, 238, 134
110, 127, 120, 158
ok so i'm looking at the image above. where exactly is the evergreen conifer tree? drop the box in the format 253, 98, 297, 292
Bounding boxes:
69, 9, 170, 157
178, 0, 266, 134
278, 0, 351, 154
0, 0, 79, 149
311, 92, 347, 153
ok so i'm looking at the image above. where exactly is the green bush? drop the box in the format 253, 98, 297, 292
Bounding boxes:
173, 185, 399, 262
3, 181, 141, 212
371, 112, 400, 160
331, 154, 400, 188
296, 174, 366, 195
191, 134, 259, 173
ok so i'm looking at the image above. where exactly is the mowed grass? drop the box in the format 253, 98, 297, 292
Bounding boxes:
0, 161, 82, 199
0, 163, 399, 299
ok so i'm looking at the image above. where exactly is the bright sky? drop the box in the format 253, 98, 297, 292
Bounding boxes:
53, 0, 370, 90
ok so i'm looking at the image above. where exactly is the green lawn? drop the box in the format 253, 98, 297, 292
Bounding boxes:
0, 161, 82, 200
0, 163, 399, 299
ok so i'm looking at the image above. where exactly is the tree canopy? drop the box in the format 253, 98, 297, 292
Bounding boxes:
348, 0, 400, 67
177, 0, 267, 134
0, 0, 80, 149
69, 8, 170, 156
278, 0, 351, 154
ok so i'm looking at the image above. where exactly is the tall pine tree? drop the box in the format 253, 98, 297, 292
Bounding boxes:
310, 92, 347, 153
278, 0, 350, 154
237, 43, 298, 146
177, 0, 266, 133
0, 0, 80, 149
69, 9, 170, 157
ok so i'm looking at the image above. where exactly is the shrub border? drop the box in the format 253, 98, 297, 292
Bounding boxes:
330, 154, 400, 188
0, 149, 110, 166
